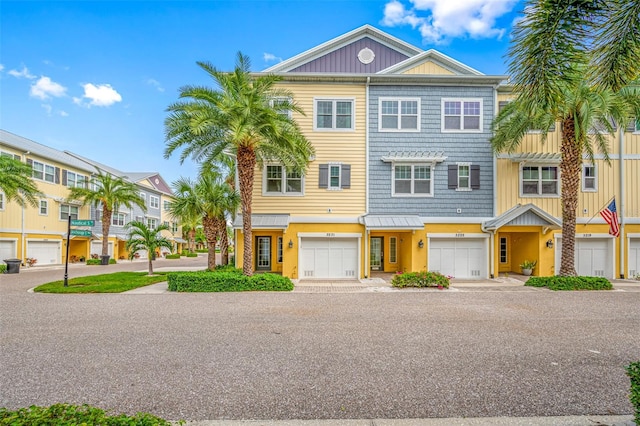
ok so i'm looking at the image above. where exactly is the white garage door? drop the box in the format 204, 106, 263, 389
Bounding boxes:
555, 238, 613, 278
26, 240, 61, 265
429, 238, 488, 279
0, 240, 17, 260
90, 241, 114, 257
300, 238, 358, 279
629, 239, 640, 279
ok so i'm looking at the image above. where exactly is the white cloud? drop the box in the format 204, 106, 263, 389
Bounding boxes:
59, 110, 69, 117
78, 83, 122, 107
263, 53, 282, 63
381, 0, 519, 44
146, 78, 165, 92
9, 66, 36, 79
30, 76, 67, 99
0, 64, 4, 72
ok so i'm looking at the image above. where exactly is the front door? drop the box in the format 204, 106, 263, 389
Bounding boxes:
256, 236, 271, 271
370, 237, 383, 271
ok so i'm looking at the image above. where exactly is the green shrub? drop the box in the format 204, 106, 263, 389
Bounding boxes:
628, 361, 640, 425
109, 258, 117, 265
525, 276, 612, 291
213, 264, 242, 273
86, 259, 101, 265
0, 265, 6, 273
392, 271, 450, 289
168, 271, 293, 292
196, 249, 208, 253
0, 403, 174, 425
185, 252, 198, 258
165, 253, 181, 259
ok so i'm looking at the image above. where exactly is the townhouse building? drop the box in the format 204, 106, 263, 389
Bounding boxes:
234, 24, 639, 281
0, 129, 182, 265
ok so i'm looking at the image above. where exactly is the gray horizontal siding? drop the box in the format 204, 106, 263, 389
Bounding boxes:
368, 85, 494, 217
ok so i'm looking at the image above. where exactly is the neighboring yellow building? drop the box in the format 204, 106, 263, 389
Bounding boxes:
0, 129, 182, 266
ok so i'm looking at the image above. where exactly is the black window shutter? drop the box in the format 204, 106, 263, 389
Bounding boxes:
471, 165, 480, 189
54, 167, 60, 184
448, 165, 458, 189
62, 169, 68, 186
341, 164, 351, 189
318, 164, 328, 188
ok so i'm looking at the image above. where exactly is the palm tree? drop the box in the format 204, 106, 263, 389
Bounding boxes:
68, 170, 146, 260
124, 221, 172, 275
164, 52, 314, 275
0, 156, 41, 207
492, 0, 640, 276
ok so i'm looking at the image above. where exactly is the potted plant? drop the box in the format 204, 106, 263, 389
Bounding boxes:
520, 260, 537, 276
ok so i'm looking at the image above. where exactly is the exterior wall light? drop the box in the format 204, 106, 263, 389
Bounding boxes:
288, 239, 294, 249
418, 239, 424, 248
546, 239, 554, 249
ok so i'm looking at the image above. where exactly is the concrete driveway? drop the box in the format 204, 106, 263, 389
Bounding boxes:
1, 257, 639, 423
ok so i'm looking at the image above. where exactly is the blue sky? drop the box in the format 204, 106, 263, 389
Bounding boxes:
0, 0, 524, 186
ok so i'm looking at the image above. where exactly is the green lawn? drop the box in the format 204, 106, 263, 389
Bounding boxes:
33, 272, 169, 294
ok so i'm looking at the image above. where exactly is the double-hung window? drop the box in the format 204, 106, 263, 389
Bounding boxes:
31, 160, 55, 183
442, 98, 482, 132
164, 201, 171, 211
521, 165, 559, 196
393, 164, 432, 196
277, 237, 283, 263
147, 218, 158, 230
60, 204, 79, 221
582, 164, 597, 192
314, 99, 354, 130
171, 222, 179, 233
150, 195, 159, 209
264, 165, 303, 195
379, 98, 419, 131
39, 200, 48, 215
112, 213, 126, 226
270, 97, 292, 119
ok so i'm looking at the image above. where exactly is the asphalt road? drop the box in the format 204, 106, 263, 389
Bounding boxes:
0, 257, 639, 422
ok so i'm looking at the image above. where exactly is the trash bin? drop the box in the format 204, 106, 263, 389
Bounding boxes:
3, 259, 21, 274
100, 255, 110, 265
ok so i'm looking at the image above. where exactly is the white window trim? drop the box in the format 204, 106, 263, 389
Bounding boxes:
389, 236, 397, 264
59, 204, 79, 221
391, 163, 434, 198
150, 195, 159, 209
262, 165, 305, 197
39, 199, 48, 216
313, 97, 356, 132
441, 98, 483, 133
581, 164, 598, 193
519, 164, 560, 198
163, 200, 171, 211
378, 97, 421, 132
146, 217, 158, 230
31, 160, 56, 183
139, 192, 146, 202
112, 212, 127, 227
277, 237, 283, 263
270, 97, 292, 119
456, 162, 472, 192
328, 163, 342, 191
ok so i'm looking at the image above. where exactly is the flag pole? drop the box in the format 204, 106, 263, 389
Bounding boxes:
584, 195, 615, 226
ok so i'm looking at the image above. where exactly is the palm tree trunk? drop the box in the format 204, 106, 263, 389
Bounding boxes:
218, 217, 229, 265
203, 215, 217, 270
102, 207, 112, 258
148, 257, 153, 276
188, 229, 195, 252
559, 118, 580, 276
237, 145, 256, 276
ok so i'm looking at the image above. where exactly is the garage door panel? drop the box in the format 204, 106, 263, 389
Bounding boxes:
91, 241, 114, 257
0, 241, 16, 260
629, 239, 640, 278
556, 238, 612, 278
27, 241, 61, 265
300, 238, 358, 279
429, 239, 487, 279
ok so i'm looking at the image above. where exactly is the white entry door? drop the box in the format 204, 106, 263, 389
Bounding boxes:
300, 237, 358, 279
26, 240, 61, 265
429, 238, 488, 279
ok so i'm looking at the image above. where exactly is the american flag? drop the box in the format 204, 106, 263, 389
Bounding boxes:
600, 198, 620, 237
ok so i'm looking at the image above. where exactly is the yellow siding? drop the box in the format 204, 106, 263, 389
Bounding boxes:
250, 83, 366, 216
402, 61, 455, 75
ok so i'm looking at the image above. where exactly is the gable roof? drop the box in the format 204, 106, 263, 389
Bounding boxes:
1, 129, 95, 173
378, 49, 484, 76
263, 24, 422, 73
483, 204, 562, 231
